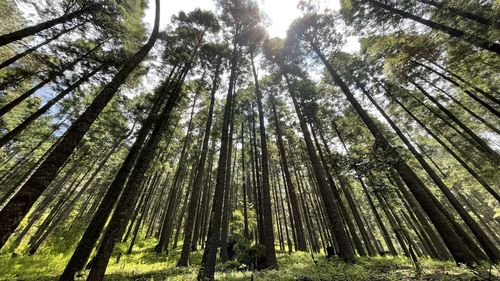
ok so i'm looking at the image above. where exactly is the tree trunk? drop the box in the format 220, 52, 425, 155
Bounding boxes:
198, 42, 238, 281
419, 75, 500, 134
0, 4, 99, 47
0, 22, 86, 70
0, 43, 100, 118
220, 115, 235, 263
412, 60, 500, 116
270, 97, 307, 251
311, 44, 478, 265
365, 0, 500, 54
55, 2, 161, 279
417, 0, 498, 27
177, 67, 220, 266
0, 65, 104, 148
241, 122, 249, 239
285, 75, 355, 262
358, 80, 500, 262
382, 86, 500, 203
250, 53, 277, 268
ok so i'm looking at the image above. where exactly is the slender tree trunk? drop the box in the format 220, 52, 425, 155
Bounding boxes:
419, 75, 500, 134
87, 68, 187, 281
55, 3, 161, 279
0, 0, 160, 250
358, 175, 397, 255
198, 42, 238, 281
359, 80, 500, 262
382, 87, 500, 203
251, 110, 264, 243
0, 22, 85, 70
0, 42, 102, 118
294, 164, 319, 252
58, 79, 168, 280
250, 53, 277, 268
412, 60, 500, 116
270, 97, 307, 251
311, 44, 478, 264
285, 75, 355, 262
409, 80, 499, 162
157, 93, 198, 254
364, 0, 500, 54
318, 127, 375, 256
194, 140, 216, 249
417, 0, 498, 27
424, 59, 500, 104
220, 115, 235, 263
0, 4, 99, 47
390, 173, 452, 260
241, 122, 249, 239
0, 66, 104, 148
310, 126, 366, 256
177, 67, 220, 266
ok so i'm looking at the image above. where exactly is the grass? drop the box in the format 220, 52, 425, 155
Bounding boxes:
0, 240, 498, 281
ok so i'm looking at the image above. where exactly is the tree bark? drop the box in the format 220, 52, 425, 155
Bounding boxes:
364, 0, 500, 54
310, 43, 478, 265
285, 75, 355, 262
358, 80, 500, 262
0, 65, 104, 148
0, 4, 99, 47
250, 53, 277, 268
177, 66, 220, 266
198, 42, 238, 281
0, 7, 160, 248
270, 97, 307, 251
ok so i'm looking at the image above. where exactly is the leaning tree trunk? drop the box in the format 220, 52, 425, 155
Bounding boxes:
416, 0, 498, 28
86, 68, 190, 280
0, 0, 160, 250
156, 92, 198, 254
409, 80, 500, 163
381, 84, 500, 203
0, 22, 86, 70
411, 60, 500, 117
285, 74, 355, 262
310, 42, 478, 265
0, 43, 102, 118
0, 4, 99, 47
357, 80, 500, 262
0, 65, 104, 148
364, 0, 500, 54
58, 75, 171, 281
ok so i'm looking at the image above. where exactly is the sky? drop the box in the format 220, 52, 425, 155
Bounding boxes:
143, 0, 360, 52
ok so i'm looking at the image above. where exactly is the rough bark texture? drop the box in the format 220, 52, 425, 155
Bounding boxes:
251, 53, 278, 268
198, 43, 238, 281
311, 44, 478, 265
0, 0, 160, 250
286, 75, 355, 262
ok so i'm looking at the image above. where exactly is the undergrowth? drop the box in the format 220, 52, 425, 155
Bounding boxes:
0, 239, 497, 280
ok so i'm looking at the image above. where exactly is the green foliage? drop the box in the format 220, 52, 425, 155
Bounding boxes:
0, 243, 497, 280
235, 239, 266, 270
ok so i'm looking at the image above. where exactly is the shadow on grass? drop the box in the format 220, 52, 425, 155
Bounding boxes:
1, 250, 498, 281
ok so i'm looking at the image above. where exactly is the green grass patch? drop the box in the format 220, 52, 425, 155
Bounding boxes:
0, 242, 498, 280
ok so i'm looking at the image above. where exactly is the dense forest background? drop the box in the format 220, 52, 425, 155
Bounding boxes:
0, 0, 499, 280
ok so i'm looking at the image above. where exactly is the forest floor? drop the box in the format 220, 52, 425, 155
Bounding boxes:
0, 239, 498, 281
